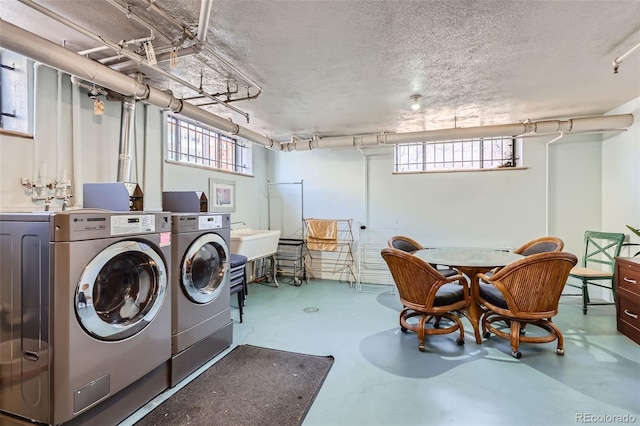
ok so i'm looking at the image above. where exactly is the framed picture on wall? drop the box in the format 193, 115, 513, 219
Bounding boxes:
209, 178, 236, 213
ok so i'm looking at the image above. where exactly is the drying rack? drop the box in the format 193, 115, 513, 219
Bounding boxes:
268, 180, 309, 285
304, 218, 357, 286
356, 225, 397, 293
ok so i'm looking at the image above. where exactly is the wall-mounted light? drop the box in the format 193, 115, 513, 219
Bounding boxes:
410, 94, 421, 111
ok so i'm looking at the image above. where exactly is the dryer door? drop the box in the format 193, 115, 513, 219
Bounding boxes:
181, 233, 229, 304
75, 240, 168, 341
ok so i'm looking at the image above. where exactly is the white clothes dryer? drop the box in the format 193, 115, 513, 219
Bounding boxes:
169, 213, 232, 386
0, 210, 172, 426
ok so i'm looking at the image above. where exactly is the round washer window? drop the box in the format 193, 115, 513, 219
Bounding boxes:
75, 240, 167, 341
181, 233, 229, 304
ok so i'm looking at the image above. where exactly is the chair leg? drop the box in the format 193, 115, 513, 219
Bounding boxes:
581, 279, 589, 315
243, 268, 248, 298
546, 319, 564, 355
417, 315, 427, 352
611, 277, 616, 301
510, 320, 522, 359
237, 288, 244, 323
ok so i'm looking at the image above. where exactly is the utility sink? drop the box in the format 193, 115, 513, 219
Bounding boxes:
230, 229, 281, 261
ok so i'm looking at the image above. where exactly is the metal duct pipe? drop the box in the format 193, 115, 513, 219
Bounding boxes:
77, 35, 155, 57
17, 0, 250, 120
197, 0, 214, 44
117, 98, 136, 182
109, 0, 212, 65
0, 18, 277, 150
285, 114, 634, 151
143, 0, 197, 41
104, 0, 175, 43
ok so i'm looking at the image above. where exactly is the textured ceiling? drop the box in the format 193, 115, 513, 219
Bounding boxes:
2, 0, 640, 143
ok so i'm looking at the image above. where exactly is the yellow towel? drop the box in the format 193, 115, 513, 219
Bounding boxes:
306, 219, 338, 251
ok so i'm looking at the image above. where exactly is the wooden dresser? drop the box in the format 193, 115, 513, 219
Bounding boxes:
616, 257, 640, 344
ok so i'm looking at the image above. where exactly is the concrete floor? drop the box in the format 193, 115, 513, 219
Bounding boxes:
122, 279, 640, 426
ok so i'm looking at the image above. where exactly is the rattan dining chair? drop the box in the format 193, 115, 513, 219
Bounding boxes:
483, 236, 565, 279
387, 235, 457, 277
514, 236, 564, 256
381, 247, 469, 352
565, 231, 625, 315
480, 236, 565, 334
478, 251, 578, 358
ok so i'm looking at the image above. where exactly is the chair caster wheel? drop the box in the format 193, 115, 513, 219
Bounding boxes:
511, 350, 522, 359
557, 348, 565, 356
294, 278, 301, 286
400, 326, 407, 333
519, 328, 526, 335
456, 337, 465, 346
483, 331, 490, 338
418, 345, 426, 352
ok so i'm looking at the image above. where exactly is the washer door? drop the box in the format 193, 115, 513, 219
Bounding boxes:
181, 233, 229, 304
75, 240, 167, 341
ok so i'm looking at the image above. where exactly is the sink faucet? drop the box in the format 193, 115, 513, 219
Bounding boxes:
231, 221, 246, 229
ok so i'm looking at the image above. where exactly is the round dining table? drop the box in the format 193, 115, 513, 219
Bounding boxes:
413, 247, 524, 344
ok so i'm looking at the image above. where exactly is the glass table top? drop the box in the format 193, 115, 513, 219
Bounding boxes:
413, 247, 523, 268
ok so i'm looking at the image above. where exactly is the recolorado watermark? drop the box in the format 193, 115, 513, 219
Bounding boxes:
576, 413, 637, 423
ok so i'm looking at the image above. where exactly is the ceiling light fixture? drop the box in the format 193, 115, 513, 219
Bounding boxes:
410, 94, 421, 111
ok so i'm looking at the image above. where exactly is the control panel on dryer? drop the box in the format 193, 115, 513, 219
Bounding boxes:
199, 215, 223, 230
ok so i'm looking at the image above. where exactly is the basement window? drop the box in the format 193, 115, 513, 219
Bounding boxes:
167, 115, 252, 175
0, 49, 33, 136
394, 136, 520, 173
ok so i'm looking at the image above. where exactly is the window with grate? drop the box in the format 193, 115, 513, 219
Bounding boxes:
394, 136, 519, 173
167, 115, 252, 175
0, 50, 33, 135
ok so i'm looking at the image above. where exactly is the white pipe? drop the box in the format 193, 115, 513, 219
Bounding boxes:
16, 0, 251, 120
31, 62, 41, 190
545, 132, 564, 236
197, 0, 214, 43
4, 15, 634, 157
56, 70, 62, 188
283, 114, 634, 151
104, 0, 175, 43
69, 75, 109, 97
71, 79, 83, 207
117, 98, 136, 182
160, 109, 167, 193
77, 35, 155, 56
141, 104, 149, 193
613, 40, 640, 73
0, 18, 277, 150
143, 0, 197, 41
203, 46, 263, 96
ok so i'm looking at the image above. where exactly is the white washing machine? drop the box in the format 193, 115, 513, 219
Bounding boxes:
0, 210, 172, 426
169, 213, 233, 386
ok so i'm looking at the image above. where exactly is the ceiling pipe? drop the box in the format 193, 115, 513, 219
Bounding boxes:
613, 39, 640, 73
70, 75, 109, 97
284, 114, 634, 151
104, 0, 176, 44
77, 34, 155, 57
16, 0, 251, 121
197, 0, 214, 44
117, 97, 136, 183
143, 0, 198, 43
2, 16, 633, 155
0, 18, 277, 150
94, 0, 262, 100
